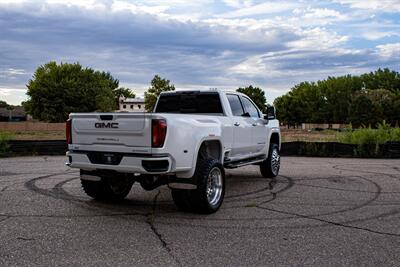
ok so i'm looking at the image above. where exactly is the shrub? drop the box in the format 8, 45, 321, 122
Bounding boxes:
338, 121, 400, 157
0, 132, 13, 156
339, 122, 400, 145
390, 127, 400, 141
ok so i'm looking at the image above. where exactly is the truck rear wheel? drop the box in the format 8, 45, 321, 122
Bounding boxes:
80, 172, 134, 201
260, 143, 280, 178
171, 158, 225, 214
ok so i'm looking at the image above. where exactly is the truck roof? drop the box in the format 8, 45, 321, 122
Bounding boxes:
160, 88, 240, 95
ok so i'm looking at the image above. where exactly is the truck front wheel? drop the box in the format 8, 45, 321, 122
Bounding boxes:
260, 143, 280, 178
171, 158, 225, 214
80, 172, 134, 201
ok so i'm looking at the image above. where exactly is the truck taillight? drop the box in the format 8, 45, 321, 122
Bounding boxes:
66, 119, 72, 144
152, 119, 167, 148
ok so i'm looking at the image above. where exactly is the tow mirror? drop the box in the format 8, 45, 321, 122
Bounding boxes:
264, 106, 276, 120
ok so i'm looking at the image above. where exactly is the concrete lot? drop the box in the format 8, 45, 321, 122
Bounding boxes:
0, 156, 399, 266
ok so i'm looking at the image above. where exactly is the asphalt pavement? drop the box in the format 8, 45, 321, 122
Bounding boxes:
0, 156, 399, 266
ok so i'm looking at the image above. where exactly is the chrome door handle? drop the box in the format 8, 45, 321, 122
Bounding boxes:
252, 123, 257, 126
234, 122, 240, 126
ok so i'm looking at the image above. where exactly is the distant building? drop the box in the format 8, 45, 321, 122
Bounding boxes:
0, 106, 27, 121
119, 97, 145, 112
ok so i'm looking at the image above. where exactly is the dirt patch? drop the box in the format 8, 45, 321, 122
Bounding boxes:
281, 128, 339, 142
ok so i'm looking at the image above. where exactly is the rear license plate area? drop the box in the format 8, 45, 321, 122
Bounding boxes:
87, 152, 123, 165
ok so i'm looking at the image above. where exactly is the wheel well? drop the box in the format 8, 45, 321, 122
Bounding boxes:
198, 140, 222, 162
270, 132, 280, 146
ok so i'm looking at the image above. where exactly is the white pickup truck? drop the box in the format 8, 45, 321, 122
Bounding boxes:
66, 89, 280, 213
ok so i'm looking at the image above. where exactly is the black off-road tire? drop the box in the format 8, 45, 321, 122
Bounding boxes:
81, 172, 133, 201
260, 143, 280, 178
171, 158, 225, 214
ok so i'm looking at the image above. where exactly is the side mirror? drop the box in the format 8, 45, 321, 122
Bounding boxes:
264, 106, 276, 120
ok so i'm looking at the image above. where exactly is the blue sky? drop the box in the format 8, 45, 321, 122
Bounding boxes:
0, 0, 399, 105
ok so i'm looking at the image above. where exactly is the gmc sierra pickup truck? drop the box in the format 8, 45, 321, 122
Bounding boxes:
66, 89, 280, 213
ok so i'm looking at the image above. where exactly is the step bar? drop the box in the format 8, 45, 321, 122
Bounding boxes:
224, 155, 266, 169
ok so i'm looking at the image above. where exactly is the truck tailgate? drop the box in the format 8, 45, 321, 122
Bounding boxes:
71, 113, 151, 147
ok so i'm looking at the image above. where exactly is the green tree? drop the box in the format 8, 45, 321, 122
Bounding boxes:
236, 85, 267, 112
0, 100, 10, 108
113, 87, 135, 109
274, 90, 306, 127
273, 68, 400, 127
348, 89, 396, 127
144, 75, 175, 112
361, 68, 400, 93
274, 94, 293, 127
348, 93, 376, 128
317, 75, 362, 123
23, 61, 119, 122
391, 93, 400, 126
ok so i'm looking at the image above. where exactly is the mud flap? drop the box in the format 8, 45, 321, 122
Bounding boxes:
168, 176, 197, 190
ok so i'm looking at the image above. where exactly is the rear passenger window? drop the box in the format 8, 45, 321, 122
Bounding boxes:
227, 94, 244, 116
240, 96, 260, 118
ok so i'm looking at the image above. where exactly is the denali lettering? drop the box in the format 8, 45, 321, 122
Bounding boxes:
96, 138, 119, 141
95, 122, 119, 129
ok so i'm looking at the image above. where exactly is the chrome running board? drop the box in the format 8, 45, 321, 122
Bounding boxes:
224, 156, 266, 169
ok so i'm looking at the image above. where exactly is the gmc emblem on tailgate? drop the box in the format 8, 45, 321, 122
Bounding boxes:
95, 122, 119, 129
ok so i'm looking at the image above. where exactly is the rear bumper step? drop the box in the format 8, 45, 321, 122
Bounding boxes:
66, 151, 172, 174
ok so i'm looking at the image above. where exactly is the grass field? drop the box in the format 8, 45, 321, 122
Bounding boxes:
0, 130, 65, 140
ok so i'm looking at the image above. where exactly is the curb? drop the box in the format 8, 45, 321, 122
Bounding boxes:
7, 140, 67, 156
281, 141, 400, 158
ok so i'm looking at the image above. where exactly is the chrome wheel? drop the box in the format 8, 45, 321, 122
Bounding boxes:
206, 167, 223, 206
271, 148, 280, 175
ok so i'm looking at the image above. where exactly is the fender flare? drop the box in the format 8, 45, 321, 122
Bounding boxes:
266, 128, 281, 155
176, 136, 223, 179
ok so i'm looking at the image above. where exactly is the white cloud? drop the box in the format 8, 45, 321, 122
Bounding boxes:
0, 87, 27, 105
289, 7, 348, 26
377, 43, 400, 58
45, 0, 106, 10
304, 8, 344, 19
0, 68, 26, 78
222, 0, 243, 8
334, 0, 400, 13
229, 55, 268, 76
217, 1, 300, 18
288, 27, 348, 50
362, 31, 399, 41
111, 0, 169, 15
0, 0, 28, 4
222, 0, 253, 8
